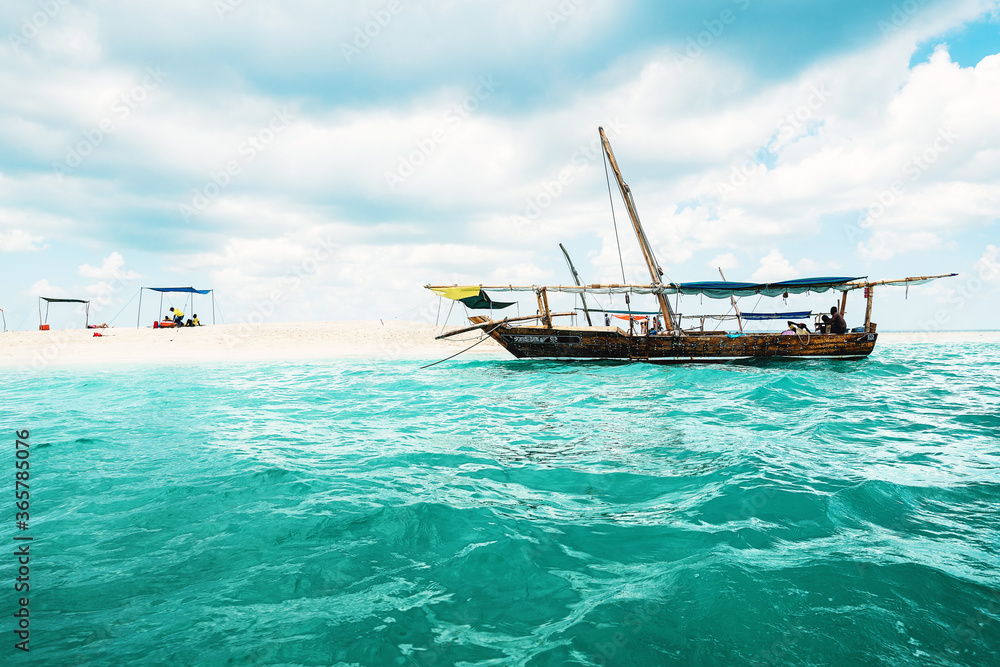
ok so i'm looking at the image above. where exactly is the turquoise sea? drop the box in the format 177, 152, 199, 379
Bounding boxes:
3, 341, 1000, 666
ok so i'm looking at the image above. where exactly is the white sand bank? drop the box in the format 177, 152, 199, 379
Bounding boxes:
0, 321, 503, 369
1, 324, 996, 370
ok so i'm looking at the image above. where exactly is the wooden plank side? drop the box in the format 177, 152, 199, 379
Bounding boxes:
484, 325, 877, 361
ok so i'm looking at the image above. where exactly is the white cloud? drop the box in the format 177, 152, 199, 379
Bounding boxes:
25, 278, 63, 297
78, 252, 140, 280
0, 229, 45, 251
976, 244, 1000, 284
750, 249, 821, 282
707, 253, 739, 272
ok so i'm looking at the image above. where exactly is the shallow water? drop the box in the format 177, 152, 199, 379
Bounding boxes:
3, 342, 999, 665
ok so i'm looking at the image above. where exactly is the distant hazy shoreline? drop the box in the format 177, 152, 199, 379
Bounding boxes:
1, 322, 996, 369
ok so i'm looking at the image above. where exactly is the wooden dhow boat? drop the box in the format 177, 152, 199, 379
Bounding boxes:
428, 128, 956, 363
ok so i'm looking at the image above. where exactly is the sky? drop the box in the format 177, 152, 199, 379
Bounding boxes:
1, 0, 999, 332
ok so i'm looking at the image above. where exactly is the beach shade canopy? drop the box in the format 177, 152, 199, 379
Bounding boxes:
147, 287, 212, 294
136, 286, 216, 327
666, 277, 863, 299
429, 286, 515, 310
39, 296, 91, 328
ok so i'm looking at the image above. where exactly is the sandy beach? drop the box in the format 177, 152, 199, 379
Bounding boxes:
0, 321, 505, 369
1, 323, 996, 369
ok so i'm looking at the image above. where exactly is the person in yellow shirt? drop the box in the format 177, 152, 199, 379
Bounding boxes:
168, 307, 184, 326
186, 314, 200, 327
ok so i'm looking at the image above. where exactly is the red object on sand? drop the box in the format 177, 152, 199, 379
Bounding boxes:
93, 332, 103, 337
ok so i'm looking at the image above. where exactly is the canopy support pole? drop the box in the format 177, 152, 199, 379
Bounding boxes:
840, 291, 848, 320
865, 286, 875, 332
136, 288, 143, 328
536, 288, 552, 328
719, 268, 744, 333
159, 293, 163, 322
212, 291, 216, 325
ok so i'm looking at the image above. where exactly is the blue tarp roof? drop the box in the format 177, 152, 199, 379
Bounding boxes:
146, 287, 212, 294
666, 277, 861, 299
741, 311, 812, 321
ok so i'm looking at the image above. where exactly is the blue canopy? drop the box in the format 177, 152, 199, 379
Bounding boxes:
741, 311, 812, 321
147, 286, 212, 294
136, 286, 216, 327
665, 277, 861, 299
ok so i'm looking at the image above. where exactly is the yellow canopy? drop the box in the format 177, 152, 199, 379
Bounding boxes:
429, 286, 482, 301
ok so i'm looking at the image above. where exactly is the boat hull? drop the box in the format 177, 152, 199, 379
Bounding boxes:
474, 319, 877, 362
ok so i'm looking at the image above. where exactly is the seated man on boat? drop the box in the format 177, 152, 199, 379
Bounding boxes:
828, 306, 847, 334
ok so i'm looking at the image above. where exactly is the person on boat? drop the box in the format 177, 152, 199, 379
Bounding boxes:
604, 313, 611, 327
168, 307, 184, 326
829, 306, 847, 334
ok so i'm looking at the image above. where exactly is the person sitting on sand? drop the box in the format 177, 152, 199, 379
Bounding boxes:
169, 307, 184, 326
192, 314, 200, 326
829, 306, 847, 334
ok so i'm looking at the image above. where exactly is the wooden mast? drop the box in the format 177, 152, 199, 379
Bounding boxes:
559, 243, 593, 326
598, 127, 677, 332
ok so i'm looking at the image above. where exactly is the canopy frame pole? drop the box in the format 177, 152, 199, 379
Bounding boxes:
839, 291, 848, 321
159, 293, 163, 323
136, 288, 143, 328
212, 291, 216, 325
85, 302, 89, 328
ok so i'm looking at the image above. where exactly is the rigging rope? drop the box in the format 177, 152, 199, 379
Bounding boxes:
439, 299, 456, 336
602, 146, 628, 286
107, 290, 140, 325
420, 322, 504, 369
602, 144, 633, 329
